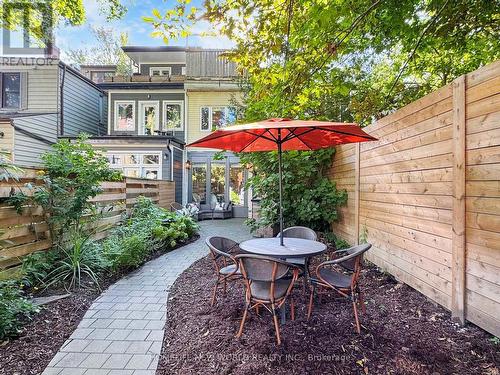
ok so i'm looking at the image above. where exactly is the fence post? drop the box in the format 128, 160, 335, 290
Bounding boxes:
354, 143, 361, 245
451, 75, 466, 325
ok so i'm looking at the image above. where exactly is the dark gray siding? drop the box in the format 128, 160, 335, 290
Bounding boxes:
139, 64, 185, 76
186, 50, 239, 77
13, 113, 58, 167
62, 67, 107, 136
173, 147, 183, 203
109, 92, 185, 141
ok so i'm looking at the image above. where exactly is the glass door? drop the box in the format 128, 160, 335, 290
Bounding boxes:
139, 101, 159, 135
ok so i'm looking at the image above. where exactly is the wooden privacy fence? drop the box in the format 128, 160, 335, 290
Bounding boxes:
328, 61, 500, 337
0, 170, 175, 277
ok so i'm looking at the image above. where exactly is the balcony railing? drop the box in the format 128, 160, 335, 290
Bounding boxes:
104, 74, 185, 83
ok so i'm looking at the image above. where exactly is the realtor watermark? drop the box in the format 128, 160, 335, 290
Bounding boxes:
1, 0, 57, 61
162, 352, 354, 364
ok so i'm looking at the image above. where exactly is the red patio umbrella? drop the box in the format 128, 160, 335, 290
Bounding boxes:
187, 118, 377, 245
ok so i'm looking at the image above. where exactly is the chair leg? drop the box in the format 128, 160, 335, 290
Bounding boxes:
255, 304, 260, 316
307, 285, 315, 320
236, 304, 249, 338
352, 295, 361, 334
358, 289, 366, 313
211, 280, 219, 306
271, 305, 281, 345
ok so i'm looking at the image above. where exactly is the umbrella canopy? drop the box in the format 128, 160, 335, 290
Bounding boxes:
187, 118, 377, 152
187, 118, 377, 245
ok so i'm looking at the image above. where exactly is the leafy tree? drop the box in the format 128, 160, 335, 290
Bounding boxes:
241, 148, 347, 232
144, 0, 499, 124
66, 27, 133, 75
8, 134, 122, 242
0, 0, 126, 47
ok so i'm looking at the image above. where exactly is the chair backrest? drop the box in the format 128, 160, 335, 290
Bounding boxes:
276, 226, 317, 241
206, 236, 240, 273
235, 254, 291, 282
318, 243, 372, 288
170, 202, 183, 212
209, 193, 218, 210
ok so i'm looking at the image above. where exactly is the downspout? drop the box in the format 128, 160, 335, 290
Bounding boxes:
59, 64, 66, 135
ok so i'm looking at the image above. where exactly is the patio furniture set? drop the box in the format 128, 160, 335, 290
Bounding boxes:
206, 226, 372, 345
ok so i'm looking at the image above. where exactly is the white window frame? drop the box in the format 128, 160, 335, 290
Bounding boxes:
138, 100, 160, 135
106, 151, 162, 180
163, 100, 184, 130
200, 106, 237, 132
181, 66, 186, 75
114, 100, 135, 131
149, 67, 172, 76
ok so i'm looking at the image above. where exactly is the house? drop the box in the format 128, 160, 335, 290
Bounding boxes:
88, 46, 248, 215
80, 65, 117, 83
0, 59, 107, 166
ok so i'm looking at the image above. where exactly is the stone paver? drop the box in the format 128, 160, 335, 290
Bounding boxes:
42, 219, 251, 374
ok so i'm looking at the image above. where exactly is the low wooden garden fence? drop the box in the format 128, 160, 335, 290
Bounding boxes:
0, 169, 175, 278
328, 60, 500, 337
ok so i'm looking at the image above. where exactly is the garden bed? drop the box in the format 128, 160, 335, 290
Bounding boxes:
158, 256, 499, 375
0, 234, 199, 375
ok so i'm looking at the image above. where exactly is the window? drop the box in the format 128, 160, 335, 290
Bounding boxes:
211, 164, 226, 203
163, 101, 184, 130
107, 152, 161, 180
1, 72, 21, 109
191, 165, 207, 204
181, 66, 186, 75
138, 101, 159, 135
91, 71, 115, 83
149, 67, 171, 77
200, 106, 238, 131
114, 101, 135, 131
230, 165, 245, 206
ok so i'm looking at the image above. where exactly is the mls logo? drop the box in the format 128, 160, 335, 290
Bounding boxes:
1, 0, 57, 57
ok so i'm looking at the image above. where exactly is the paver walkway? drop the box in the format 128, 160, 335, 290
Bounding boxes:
42, 218, 251, 375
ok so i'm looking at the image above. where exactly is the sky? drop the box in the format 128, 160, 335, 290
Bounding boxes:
55, 0, 235, 63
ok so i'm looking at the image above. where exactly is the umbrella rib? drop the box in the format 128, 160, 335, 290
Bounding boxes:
317, 127, 377, 140
239, 133, 264, 152
243, 130, 276, 143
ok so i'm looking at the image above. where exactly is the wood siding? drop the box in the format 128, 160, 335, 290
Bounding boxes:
186, 91, 242, 145
328, 60, 500, 338
12, 113, 58, 167
186, 50, 239, 78
0, 61, 59, 114
0, 119, 14, 155
62, 67, 107, 136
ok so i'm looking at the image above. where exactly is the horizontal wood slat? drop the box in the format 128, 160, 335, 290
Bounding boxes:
0, 173, 175, 271
330, 61, 500, 337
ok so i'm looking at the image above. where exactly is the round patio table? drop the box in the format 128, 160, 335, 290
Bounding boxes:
239, 237, 327, 324
239, 237, 327, 259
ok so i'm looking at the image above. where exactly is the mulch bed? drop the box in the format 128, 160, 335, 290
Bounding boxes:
158, 256, 500, 375
0, 234, 199, 375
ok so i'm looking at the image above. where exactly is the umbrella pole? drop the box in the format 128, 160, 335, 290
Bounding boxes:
278, 130, 284, 246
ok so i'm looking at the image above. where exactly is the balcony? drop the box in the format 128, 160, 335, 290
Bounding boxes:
104, 74, 185, 83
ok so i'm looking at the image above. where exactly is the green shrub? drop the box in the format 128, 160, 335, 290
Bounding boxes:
323, 231, 351, 250
102, 232, 151, 271
101, 197, 198, 272
20, 250, 59, 289
45, 230, 108, 290
0, 281, 39, 340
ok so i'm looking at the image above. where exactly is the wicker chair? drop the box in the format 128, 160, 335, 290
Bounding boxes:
307, 243, 372, 334
235, 254, 300, 345
206, 236, 242, 306
170, 202, 184, 213
276, 226, 317, 266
